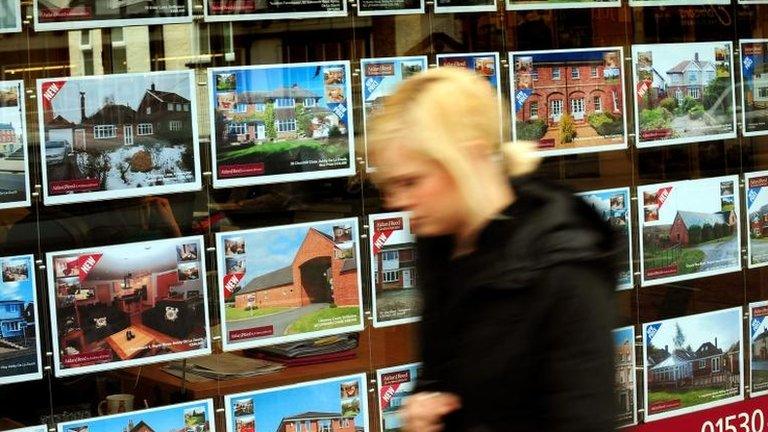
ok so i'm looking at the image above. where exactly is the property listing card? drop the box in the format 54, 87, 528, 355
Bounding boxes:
0, 254, 42, 385
632, 42, 736, 148
58, 400, 215, 432
576, 187, 633, 290
510, 47, 627, 157
205, 0, 346, 22
46, 236, 211, 376
360, 56, 427, 171
34, 0, 192, 31
209, 61, 355, 188
358, 0, 424, 15
506, 0, 617, 12
433, 0, 495, 13
0, 0, 21, 33
368, 212, 422, 327
37, 71, 202, 205
637, 176, 741, 286
740, 40, 768, 137
216, 218, 364, 351
376, 363, 420, 432
745, 170, 768, 268
642, 307, 743, 422
225, 374, 369, 432
749, 301, 768, 397
613, 326, 637, 428
0, 80, 31, 209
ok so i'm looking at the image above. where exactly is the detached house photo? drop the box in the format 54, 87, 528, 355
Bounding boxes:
49, 238, 210, 374
613, 327, 635, 427
40, 71, 199, 201
0, 255, 40, 382
634, 42, 736, 145
513, 48, 626, 154
645, 308, 742, 419
221, 220, 362, 348
212, 63, 353, 184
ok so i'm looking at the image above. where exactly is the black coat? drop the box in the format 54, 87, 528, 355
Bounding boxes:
414, 175, 618, 432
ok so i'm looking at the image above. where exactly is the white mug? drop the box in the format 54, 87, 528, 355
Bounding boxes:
98, 394, 134, 415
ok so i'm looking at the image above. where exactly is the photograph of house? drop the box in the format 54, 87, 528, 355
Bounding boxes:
577, 188, 633, 289
205, 0, 346, 21
0, 80, 30, 209
377, 363, 420, 432
35, 0, 192, 31
369, 212, 422, 327
0, 254, 42, 385
632, 42, 736, 148
638, 176, 741, 287
750, 301, 768, 396
741, 40, 768, 137
57, 400, 214, 432
210, 62, 354, 187
38, 71, 200, 205
643, 307, 742, 421
511, 48, 627, 156
217, 218, 363, 350
613, 327, 636, 428
0, 0, 20, 33
745, 171, 768, 267
225, 374, 368, 432
46, 236, 211, 377
360, 57, 427, 171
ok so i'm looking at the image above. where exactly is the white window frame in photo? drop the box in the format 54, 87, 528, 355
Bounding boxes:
276, 98, 295, 108
229, 123, 248, 135
170, 120, 183, 132
137, 123, 154, 136
94, 125, 117, 139
304, 98, 317, 107
552, 68, 561, 80
591, 65, 598, 78
530, 101, 539, 119
532, 69, 538, 81
593, 95, 602, 112
571, 67, 580, 79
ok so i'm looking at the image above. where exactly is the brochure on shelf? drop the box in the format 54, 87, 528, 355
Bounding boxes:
361, 56, 428, 171
0, 254, 42, 386
368, 212, 422, 327
57, 400, 215, 432
376, 362, 421, 432
209, 61, 355, 188
740, 40, 768, 137
358, 0, 424, 16
613, 326, 637, 428
0, 80, 31, 209
34, 0, 193, 31
631, 41, 737, 148
637, 175, 741, 286
224, 373, 369, 432
46, 235, 211, 377
216, 218, 364, 351
510, 47, 627, 157
642, 307, 743, 422
576, 187, 633, 290
37, 70, 202, 206
204, 0, 346, 21
749, 301, 768, 397
0, 0, 22, 33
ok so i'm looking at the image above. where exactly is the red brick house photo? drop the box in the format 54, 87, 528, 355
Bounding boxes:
276, 412, 359, 432
668, 210, 737, 246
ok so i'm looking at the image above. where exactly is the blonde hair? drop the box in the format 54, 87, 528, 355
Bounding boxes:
367, 67, 541, 222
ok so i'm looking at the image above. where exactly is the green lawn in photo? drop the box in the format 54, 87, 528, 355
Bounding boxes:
644, 247, 705, 275
753, 370, 768, 386
285, 307, 361, 334
225, 306, 290, 321
649, 387, 735, 409
219, 139, 348, 162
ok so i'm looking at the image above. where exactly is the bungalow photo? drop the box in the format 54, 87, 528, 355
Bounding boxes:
210, 61, 355, 187
741, 40, 768, 137
746, 171, 768, 267
377, 363, 420, 432
225, 374, 369, 432
57, 401, 213, 432
577, 188, 633, 289
511, 48, 627, 156
750, 301, 768, 396
0, 80, 29, 209
369, 212, 422, 327
638, 176, 741, 287
216, 218, 363, 350
46, 236, 211, 376
38, 71, 201, 205
0, 254, 42, 385
613, 327, 636, 428
643, 307, 743, 421
632, 41, 737, 148
360, 56, 427, 170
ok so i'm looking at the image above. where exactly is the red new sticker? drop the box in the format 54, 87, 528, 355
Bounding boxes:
223, 272, 244, 300
77, 253, 102, 282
